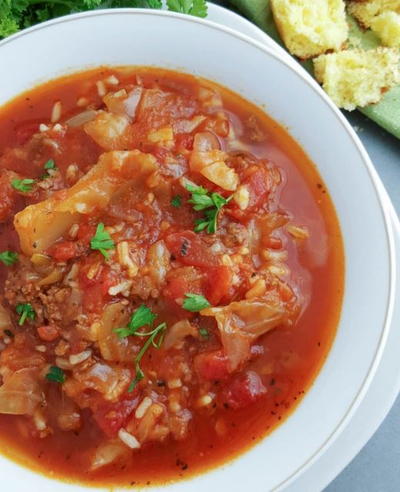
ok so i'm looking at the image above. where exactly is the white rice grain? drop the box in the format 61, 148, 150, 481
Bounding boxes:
135, 397, 152, 419
51, 101, 62, 123
118, 428, 141, 449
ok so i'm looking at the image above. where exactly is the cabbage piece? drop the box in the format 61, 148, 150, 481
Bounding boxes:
163, 319, 197, 350
98, 302, 136, 362
201, 300, 287, 371
0, 368, 42, 415
65, 362, 131, 402
90, 440, 129, 470
14, 150, 158, 255
84, 111, 130, 150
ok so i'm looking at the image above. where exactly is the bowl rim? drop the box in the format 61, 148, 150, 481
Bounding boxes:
0, 8, 397, 491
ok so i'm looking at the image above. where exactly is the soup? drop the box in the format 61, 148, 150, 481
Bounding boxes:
0, 67, 343, 486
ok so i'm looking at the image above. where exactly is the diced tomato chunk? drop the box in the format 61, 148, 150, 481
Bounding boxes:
165, 231, 219, 268
195, 350, 230, 381
164, 277, 190, 301
245, 169, 270, 209
79, 263, 117, 312
37, 325, 59, 342
223, 371, 267, 410
77, 223, 96, 245
93, 393, 140, 437
48, 241, 78, 262
205, 266, 232, 305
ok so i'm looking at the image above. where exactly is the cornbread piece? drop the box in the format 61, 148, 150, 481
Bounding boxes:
270, 0, 348, 58
370, 12, 400, 48
348, 0, 400, 47
314, 47, 400, 110
348, 0, 399, 27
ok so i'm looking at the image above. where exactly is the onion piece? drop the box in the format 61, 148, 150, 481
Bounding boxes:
124, 87, 143, 119
90, 441, 129, 470
163, 319, 197, 350
65, 110, 97, 128
193, 131, 220, 151
0, 369, 42, 415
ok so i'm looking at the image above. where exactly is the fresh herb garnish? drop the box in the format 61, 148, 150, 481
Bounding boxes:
41, 159, 58, 179
0, 251, 18, 266
46, 366, 66, 384
44, 159, 56, 170
183, 293, 210, 312
115, 305, 157, 338
128, 321, 167, 392
186, 184, 231, 234
11, 178, 35, 193
199, 327, 209, 339
0, 0, 207, 39
16, 303, 36, 326
171, 195, 182, 208
90, 223, 115, 258
167, 0, 207, 17
116, 305, 166, 392
3, 329, 14, 338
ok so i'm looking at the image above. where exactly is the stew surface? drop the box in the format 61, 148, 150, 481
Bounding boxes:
0, 67, 343, 486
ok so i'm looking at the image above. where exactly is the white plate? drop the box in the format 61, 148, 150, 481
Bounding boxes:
204, 3, 400, 491
0, 7, 396, 492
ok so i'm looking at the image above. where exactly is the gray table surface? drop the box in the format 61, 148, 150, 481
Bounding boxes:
325, 112, 400, 492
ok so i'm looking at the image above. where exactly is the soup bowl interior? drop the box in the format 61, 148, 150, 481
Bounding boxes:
0, 9, 395, 492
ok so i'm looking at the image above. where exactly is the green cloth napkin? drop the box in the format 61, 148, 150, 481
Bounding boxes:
228, 0, 400, 139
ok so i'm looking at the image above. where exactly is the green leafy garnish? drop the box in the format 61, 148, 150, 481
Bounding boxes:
44, 159, 56, 170
183, 293, 210, 312
186, 184, 231, 234
166, 0, 207, 17
115, 305, 157, 338
199, 327, 209, 339
90, 223, 115, 258
11, 178, 35, 193
116, 305, 166, 392
0, 251, 18, 266
16, 303, 36, 326
46, 366, 66, 384
171, 195, 182, 208
128, 321, 167, 392
41, 159, 58, 179
0, 0, 207, 39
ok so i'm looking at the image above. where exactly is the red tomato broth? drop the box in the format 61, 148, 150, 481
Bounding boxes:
0, 67, 344, 486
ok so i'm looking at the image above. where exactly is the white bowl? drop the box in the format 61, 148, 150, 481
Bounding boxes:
0, 9, 396, 492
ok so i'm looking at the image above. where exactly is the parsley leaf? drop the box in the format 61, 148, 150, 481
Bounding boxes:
16, 303, 36, 326
11, 178, 35, 193
44, 159, 56, 170
90, 223, 115, 258
128, 321, 167, 392
186, 184, 231, 234
171, 195, 182, 208
0, 251, 18, 266
166, 0, 207, 17
115, 304, 166, 392
115, 305, 157, 338
183, 293, 210, 312
46, 366, 66, 384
